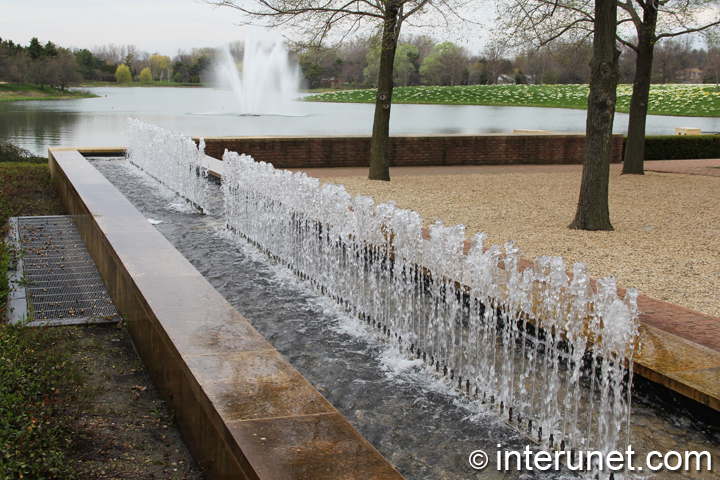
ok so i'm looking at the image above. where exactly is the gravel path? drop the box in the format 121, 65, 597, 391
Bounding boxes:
321, 170, 720, 318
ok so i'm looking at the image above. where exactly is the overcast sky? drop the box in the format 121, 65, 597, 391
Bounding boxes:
1, 0, 266, 55
1, 0, 493, 56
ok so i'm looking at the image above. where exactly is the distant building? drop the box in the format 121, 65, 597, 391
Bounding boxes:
497, 74, 516, 85
321, 77, 341, 89
680, 68, 703, 84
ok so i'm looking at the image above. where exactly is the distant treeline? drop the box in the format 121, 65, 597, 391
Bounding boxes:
0, 35, 714, 90
0, 37, 82, 89
297, 34, 714, 89
0, 38, 214, 87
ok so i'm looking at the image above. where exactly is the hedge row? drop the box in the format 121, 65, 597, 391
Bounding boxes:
629, 135, 720, 160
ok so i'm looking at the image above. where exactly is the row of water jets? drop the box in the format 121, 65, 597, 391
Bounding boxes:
126, 119, 211, 211
126, 119, 641, 475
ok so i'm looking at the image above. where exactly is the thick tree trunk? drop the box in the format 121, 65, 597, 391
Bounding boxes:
569, 0, 619, 231
622, 4, 658, 175
368, 3, 400, 181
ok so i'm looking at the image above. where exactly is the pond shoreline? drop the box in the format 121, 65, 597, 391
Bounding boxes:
0, 83, 96, 102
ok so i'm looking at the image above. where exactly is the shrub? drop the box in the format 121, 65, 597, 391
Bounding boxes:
0, 141, 46, 164
139, 67, 152, 83
114, 64, 132, 83
634, 135, 720, 160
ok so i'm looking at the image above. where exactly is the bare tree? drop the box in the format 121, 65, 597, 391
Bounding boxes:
7, 50, 30, 84
202, 0, 478, 181
29, 57, 59, 89
406, 34, 437, 64
54, 49, 83, 90
619, 41, 637, 82
340, 37, 371, 86
227, 40, 245, 61
493, 0, 720, 175
125, 44, 141, 72
91, 43, 141, 66
652, 38, 683, 82
551, 39, 593, 83
569, 0, 619, 231
514, 47, 553, 83
705, 29, 720, 90
482, 39, 509, 84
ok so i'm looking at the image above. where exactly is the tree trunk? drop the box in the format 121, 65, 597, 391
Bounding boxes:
569, 0, 619, 231
622, 4, 658, 175
368, 2, 400, 181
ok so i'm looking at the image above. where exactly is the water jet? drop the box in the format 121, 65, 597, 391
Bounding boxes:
215, 33, 302, 116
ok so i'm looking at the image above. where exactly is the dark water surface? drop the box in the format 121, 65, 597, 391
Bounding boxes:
90, 158, 720, 480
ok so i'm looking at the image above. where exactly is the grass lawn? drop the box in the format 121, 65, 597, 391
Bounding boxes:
0, 83, 96, 102
305, 84, 720, 117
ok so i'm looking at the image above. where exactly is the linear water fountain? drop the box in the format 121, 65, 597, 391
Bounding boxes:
219, 149, 640, 459
126, 119, 643, 477
126, 120, 212, 212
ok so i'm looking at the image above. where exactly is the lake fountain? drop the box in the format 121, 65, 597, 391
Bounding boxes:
125, 119, 648, 478
215, 34, 302, 116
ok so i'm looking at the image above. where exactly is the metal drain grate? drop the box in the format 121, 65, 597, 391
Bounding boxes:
6, 216, 120, 326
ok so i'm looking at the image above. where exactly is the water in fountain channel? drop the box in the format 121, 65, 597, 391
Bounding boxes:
90, 157, 720, 479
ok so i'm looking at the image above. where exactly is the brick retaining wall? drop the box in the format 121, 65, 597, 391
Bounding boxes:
195, 134, 624, 168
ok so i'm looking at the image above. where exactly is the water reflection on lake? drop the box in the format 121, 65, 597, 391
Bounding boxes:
3, 86, 720, 155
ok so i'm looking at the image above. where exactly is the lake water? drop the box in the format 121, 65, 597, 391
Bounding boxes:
4, 86, 720, 156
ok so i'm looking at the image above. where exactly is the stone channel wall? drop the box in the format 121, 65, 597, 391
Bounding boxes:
195, 133, 625, 168
48, 148, 404, 480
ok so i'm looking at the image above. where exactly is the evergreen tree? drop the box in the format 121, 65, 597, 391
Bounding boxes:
27, 37, 43, 60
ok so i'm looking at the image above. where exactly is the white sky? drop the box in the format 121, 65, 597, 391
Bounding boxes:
0, 0, 494, 57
